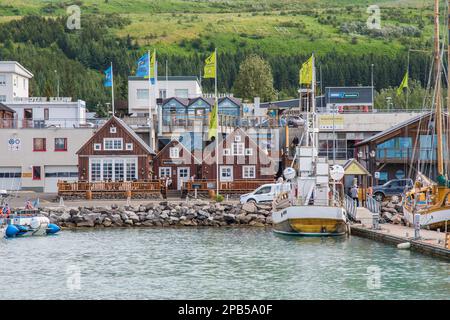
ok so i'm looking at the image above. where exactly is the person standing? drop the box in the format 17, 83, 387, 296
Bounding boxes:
351, 184, 359, 207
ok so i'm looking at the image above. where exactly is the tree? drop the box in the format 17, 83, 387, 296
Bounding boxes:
374, 79, 432, 110
233, 54, 276, 102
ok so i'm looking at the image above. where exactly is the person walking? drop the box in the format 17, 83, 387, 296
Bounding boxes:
351, 184, 359, 207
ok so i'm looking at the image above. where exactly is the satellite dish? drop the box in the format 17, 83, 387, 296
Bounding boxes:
283, 167, 296, 180
330, 165, 345, 181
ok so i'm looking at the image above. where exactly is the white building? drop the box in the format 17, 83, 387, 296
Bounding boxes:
0, 61, 33, 103
128, 76, 202, 116
0, 61, 86, 128
0, 128, 94, 193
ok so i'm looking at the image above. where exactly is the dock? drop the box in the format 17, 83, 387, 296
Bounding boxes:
351, 207, 450, 260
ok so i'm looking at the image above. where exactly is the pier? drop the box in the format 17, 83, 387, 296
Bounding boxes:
352, 207, 450, 260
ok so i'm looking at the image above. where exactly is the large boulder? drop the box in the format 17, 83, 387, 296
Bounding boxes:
242, 202, 257, 213
223, 213, 236, 224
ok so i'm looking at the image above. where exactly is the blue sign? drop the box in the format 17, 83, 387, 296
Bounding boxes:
329, 92, 359, 99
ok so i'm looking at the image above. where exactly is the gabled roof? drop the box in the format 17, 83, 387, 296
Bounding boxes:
154, 138, 202, 164
0, 103, 15, 113
76, 116, 156, 155
161, 96, 242, 108
343, 158, 371, 176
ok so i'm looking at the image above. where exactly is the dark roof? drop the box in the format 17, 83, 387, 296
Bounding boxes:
0, 103, 15, 113
260, 97, 324, 109
161, 96, 241, 107
355, 112, 431, 147
114, 117, 156, 154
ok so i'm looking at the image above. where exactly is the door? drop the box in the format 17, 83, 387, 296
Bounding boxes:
44, 165, 78, 193
0, 167, 22, 191
177, 167, 190, 190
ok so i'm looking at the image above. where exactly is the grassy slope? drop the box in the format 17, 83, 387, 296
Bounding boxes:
0, 0, 433, 57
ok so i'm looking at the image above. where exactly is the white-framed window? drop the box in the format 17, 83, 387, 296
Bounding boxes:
94, 143, 101, 151
159, 167, 171, 178
13, 76, 17, 87
159, 89, 167, 99
126, 143, 133, 151
169, 147, 179, 158
220, 166, 233, 182
234, 135, 241, 142
0, 95, 6, 102
243, 165, 256, 179
0, 75, 5, 86
104, 138, 123, 150
137, 89, 149, 100
90, 158, 137, 181
90, 159, 101, 181
245, 148, 253, 156
223, 148, 231, 156
174, 89, 189, 98
232, 142, 244, 155
110, 126, 117, 134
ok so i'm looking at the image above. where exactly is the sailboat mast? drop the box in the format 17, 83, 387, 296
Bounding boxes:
434, 0, 444, 176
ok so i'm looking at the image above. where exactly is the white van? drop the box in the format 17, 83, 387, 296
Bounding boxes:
239, 183, 291, 204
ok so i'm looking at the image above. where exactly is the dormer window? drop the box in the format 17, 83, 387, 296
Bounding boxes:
234, 135, 241, 142
104, 138, 123, 150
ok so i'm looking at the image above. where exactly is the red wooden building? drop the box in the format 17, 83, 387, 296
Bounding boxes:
153, 138, 202, 190
76, 116, 156, 182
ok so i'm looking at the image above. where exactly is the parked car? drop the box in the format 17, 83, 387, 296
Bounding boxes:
372, 178, 413, 201
240, 183, 291, 204
287, 115, 305, 127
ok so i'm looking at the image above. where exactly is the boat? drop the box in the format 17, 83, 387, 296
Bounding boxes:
403, 0, 450, 231
271, 54, 350, 236
4, 209, 61, 238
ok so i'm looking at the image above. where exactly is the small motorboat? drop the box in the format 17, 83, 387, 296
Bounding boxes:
4, 209, 61, 238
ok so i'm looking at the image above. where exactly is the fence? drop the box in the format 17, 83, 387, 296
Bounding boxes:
183, 179, 274, 193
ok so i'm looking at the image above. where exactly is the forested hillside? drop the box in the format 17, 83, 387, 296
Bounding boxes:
0, 0, 439, 112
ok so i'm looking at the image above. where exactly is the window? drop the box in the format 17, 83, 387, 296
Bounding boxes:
255, 186, 272, 195
102, 159, 113, 180
54, 138, 67, 151
114, 159, 125, 181
44, 108, 49, 120
13, 76, 17, 87
137, 89, 149, 100
110, 126, 117, 134
32, 166, 41, 180
126, 159, 137, 180
243, 166, 256, 179
169, 147, 179, 158
0, 75, 5, 86
91, 159, 101, 181
235, 135, 241, 142
104, 138, 123, 150
223, 148, 231, 156
232, 142, 244, 155
33, 138, 46, 151
159, 89, 167, 99
0, 95, 6, 102
220, 166, 233, 181
126, 143, 133, 151
174, 89, 189, 98
245, 148, 253, 156
94, 143, 101, 151
159, 167, 171, 178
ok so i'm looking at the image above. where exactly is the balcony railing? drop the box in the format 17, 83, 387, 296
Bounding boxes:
0, 118, 93, 129
375, 147, 441, 162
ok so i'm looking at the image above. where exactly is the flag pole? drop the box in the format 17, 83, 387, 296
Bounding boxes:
215, 48, 219, 197
406, 48, 410, 109
111, 62, 115, 117
148, 50, 152, 149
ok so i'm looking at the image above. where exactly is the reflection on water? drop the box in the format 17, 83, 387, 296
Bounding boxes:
0, 228, 448, 300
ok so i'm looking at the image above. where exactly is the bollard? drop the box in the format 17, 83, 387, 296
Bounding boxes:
126, 196, 131, 206
186, 195, 189, 203
414, 213, 421, 240
59, 196, 64, 207
194, 188, 197, 199
372, 212, 380, 230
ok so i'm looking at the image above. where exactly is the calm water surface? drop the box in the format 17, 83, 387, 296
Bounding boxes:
0, 228, 448, 299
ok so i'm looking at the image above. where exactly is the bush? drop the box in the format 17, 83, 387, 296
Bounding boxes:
215, 194, 224, 202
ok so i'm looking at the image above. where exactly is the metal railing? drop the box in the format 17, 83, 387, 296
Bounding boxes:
365, 196, 380, 214
344, 195, 357, 221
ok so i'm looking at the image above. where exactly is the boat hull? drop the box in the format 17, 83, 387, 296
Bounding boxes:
403, 206, 450, 230
272, 206, 348, 236
5, 216, 57, 237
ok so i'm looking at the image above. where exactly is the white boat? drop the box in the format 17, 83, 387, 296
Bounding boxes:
271, 54, 349, 237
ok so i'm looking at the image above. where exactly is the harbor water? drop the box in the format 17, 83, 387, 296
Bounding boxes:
0, 228, 448, 300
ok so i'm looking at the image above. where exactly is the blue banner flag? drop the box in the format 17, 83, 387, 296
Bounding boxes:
136, 52, 150, 78
103, 66, 113, 87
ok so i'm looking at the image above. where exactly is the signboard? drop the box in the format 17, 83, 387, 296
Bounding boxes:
374, 172, 380, 179
22, 173, 32, 178
318, 115, 344, 130
329, 92, 359, 99
8, 138, 21, 151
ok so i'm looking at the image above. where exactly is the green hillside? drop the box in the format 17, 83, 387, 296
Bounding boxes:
0, 0, 439, 111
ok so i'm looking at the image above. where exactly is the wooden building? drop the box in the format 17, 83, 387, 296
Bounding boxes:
153, 138, 202, 190
201, 128, 276, 184
355, 112, 449, 184
76, 116, 156, 182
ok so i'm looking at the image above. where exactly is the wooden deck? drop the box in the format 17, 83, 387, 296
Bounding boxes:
183, 179, 274, 193
57, 181, 163, 198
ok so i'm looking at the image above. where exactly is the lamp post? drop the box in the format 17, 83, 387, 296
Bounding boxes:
371, 64, 374, 108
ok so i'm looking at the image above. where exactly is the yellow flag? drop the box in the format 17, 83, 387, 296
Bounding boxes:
299, 55, 313, 85
150, 50, 156, 84
204, 51, 216, 79
396, 71, 408, 96
208, 101, 218, 140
